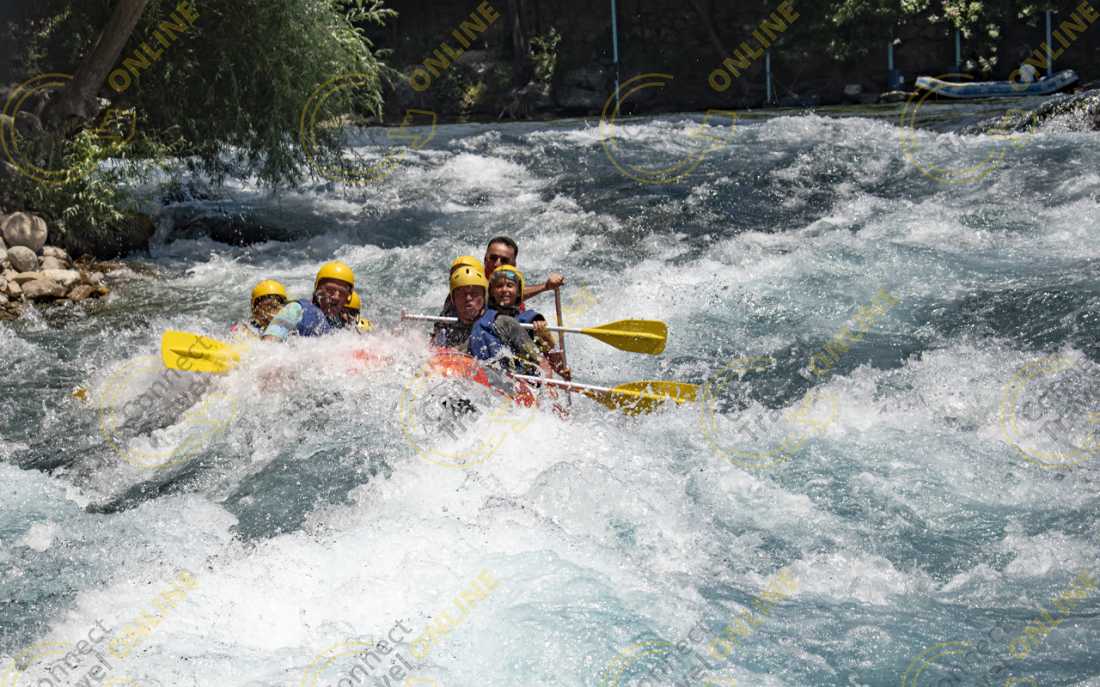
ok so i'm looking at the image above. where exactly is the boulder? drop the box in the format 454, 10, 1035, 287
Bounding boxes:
0, 235, 6, 250
21, 278, 65, 300
2, 269, 16, 281
60, 212, 155, 259
0, 247, 6, 266
7, 245, 38, 272
39, 256, 67, 271
12, 272, 45, 285
41, 269, 80, 288
7, 280, 22, 298
42, 246, 70, 261
2, 213, 48, 252
67, 284, 95, 302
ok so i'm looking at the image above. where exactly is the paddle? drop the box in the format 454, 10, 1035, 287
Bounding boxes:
401, 312, 668, 355
161, 330, 243, 374
511, 374, 698, 415
553, 287, 572, 406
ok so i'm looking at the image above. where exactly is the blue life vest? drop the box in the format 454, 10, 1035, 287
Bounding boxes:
295, 298, 345, 337
469, 307, 542, 361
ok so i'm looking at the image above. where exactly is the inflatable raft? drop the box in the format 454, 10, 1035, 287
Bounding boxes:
424, 349, 538, 408
915, 69, 1078, 98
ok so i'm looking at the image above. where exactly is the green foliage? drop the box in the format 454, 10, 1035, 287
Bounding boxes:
529, 27, 561, 85
8, 0, 397, 188
0, 129, 154, 246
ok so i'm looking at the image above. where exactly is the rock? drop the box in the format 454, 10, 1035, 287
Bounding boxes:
555, 65, 609, 112
7, 280, 21, 298
0, 247, 6, 266
3, 269, 16, 281
42, 246, 70, 261
2, 212, 48, 252
7, 245, 38, 272
843, 83, 863, 97
21, 278, 65, 300
67, 284, 95, 302
39, 256, 66, 270
87, 271, 105, 286
12, 272, 45, 285
94, 285, 110, 297
41, 269, 80, 288
60, 212, 155, 259
0, 293, 6, 304
0, 235, 5, 250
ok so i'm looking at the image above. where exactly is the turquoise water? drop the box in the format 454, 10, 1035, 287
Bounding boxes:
1, 101, 1098, 686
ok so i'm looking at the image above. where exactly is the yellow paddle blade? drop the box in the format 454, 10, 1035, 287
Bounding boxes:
616, 381, 698, 403
581, 380, 697, 415
161, 330, 241, 374
580, 319, 668, 355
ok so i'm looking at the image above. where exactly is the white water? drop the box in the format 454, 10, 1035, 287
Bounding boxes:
2, 108, 1099, 687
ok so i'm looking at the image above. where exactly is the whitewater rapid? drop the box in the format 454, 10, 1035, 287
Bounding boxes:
2, 103, 1099, 687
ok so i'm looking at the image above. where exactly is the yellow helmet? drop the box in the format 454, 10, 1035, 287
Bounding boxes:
346, 291, 362, 312
449, 265, 488, 294
251, 279, 288, 304
489, 264, 525, 296
315, 260, 355, 289
450, 255, 483, 273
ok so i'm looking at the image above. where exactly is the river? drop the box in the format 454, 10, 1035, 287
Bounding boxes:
1, 98, 1098, 687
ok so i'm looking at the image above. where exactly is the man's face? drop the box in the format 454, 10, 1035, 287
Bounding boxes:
490, 277, 518, 307
483, 242, 516, 278
315, 278, 353, 319
453, 285, 485, 323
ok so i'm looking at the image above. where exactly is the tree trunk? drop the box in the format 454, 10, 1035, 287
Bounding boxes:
46, 0, 150, 128
507, 0, 531, 87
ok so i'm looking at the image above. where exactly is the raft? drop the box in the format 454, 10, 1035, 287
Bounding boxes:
914, 70, 1078, 98
425, 350, 537, 408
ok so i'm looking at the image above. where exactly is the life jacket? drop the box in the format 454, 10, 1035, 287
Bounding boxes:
469, 307, 543, 374
295, 298, 346, 337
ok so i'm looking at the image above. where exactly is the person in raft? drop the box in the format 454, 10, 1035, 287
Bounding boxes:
481, 235, 565, 304
436, 236, 567, 323
345, 291, 374, 333
263, 261, 358, 341
469, 264, 571, 380
231, 279, 288, 337
432, 263, 488, 350
432, 255, 483, 343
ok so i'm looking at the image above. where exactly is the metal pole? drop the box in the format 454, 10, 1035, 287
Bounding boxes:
610, 0, 621, 110
765, 50, 772, 104
1046, 9, 1054, 77
955, 29, 961, 71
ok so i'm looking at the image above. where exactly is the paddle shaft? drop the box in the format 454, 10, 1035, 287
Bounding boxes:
401, 311, 590, 335
553, 287, 571, 406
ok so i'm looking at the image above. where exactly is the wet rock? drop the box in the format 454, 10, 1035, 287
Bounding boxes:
7, 245, 38, 272
2, 212, 48, 252
22, 278, 65, 300
39, 256, 67, 271
556, 65, 609, 112
60, 213, 155, 259
42, 269, 80, 288
67, 284, 95, 301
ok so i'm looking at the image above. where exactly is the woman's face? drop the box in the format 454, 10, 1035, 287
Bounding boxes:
490, 278, 518, 307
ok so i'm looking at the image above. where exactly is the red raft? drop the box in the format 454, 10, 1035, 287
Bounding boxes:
423, 349, 538, 407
